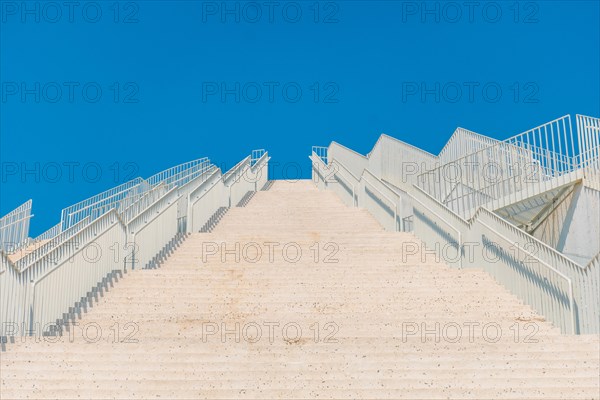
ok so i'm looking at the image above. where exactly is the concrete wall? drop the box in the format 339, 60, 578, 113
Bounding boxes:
532, 183, 600, 265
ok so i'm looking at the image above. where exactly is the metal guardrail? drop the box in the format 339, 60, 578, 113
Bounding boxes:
0, 200, 33, 253
127, 187, 181, 270
222, 156, 251, 184
251, 151, 269, 172
416, 115, 597, 219
364, 128, 501, 193
577, 115, 600, 188
188, 151, 269, 233
34, 222, 61, 242
121, 183, 168, 224
59, 178, 144, 231
1, 151, 268, 338
362, 169, 400, 231
312, 146, 328, 165
58, 158, 212, 232
313, 154, 586, 333
146, 157, 211, 189
577, 115, 600, 165
13, 216, 92, 272
30, 209, 128, 334
311, 116, 599, 333
251, 149, 266, 166
329, 159, 358, 207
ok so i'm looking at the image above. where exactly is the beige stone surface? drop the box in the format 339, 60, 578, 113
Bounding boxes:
1, 180, 599, 399
6, 239, 50, 263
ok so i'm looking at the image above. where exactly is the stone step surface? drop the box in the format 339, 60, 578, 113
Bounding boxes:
1, 179, 599, 399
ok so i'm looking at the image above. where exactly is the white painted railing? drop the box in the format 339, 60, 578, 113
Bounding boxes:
146, 157, 211, 189
188, 151, 270, 233
438, 128, 502, 165
176, 167, 218, 232
411, 186, 464, 269
577, 115, 600, 188
312, 146, 328, 165
318, 127, 499, 195
30, 210, 128, 334
329, 142, 369, 180
368, 128, 499, 175
127, 188, 181, 270
1, 151, 267, 338
313, 154, 591, 333
0, 200, 33, 253
412, 186, 580, 333
329, 159, 359, 208
416, 115, 590, 219
251, 149, 266, 166
577, 115, 600, 168
58, 158, 213, 232
34, 222, 61, 242
229, 158, 255, 208
13, 216, 93, 272
60, 178, 144, 230
368, 135, 437, 188
312, 116, 599, 333
0, 210, 127, 336
361, 169, 400, 232
251, 151, 270, 190
188, 169, 228, 233
121, 183, 168, 224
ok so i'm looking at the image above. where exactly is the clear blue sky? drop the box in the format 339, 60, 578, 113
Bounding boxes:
1, 0, 599, 235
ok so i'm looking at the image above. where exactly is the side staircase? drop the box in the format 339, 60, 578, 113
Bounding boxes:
312, 114, 600, 334
1, 150, 270, 345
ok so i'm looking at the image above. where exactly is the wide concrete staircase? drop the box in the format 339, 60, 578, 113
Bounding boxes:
1, 180, 599, 399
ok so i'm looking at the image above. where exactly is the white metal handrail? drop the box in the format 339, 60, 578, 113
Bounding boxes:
330, 159, 358, 206
156, 161, 212, 190
1, 151, 267, 338
477, 218, 575, 334
14, 216, 92, 272
222, 156, 251, 184
416, 115, 596, 219
577, 115, 600, 188
30, 210, 125, 286
189, 169, 222, 205
34, 222, 61, 241
312, 146, 329, 165
30, 209, 128, 333
60, 158, 213, 232
128, 188, 181, 270
363, 178, 397, 231
188, 150, 268, 233
331, 158, 360, 182
251, 149, 266, 166
312, 134, 597, 333
60, 178, 144, 230
411, 189, 463, 269
0, 200, 33, 253
127, 187, 179, 232
121, 183, 168, 223
146, 157, 211, 187
470, 207, 589, 272
251, 151, 269, 172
